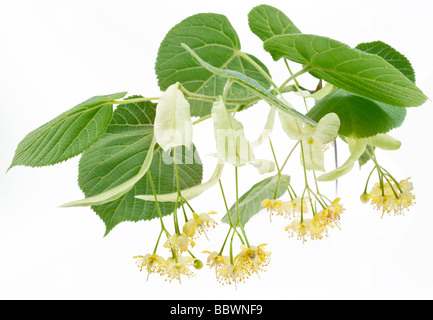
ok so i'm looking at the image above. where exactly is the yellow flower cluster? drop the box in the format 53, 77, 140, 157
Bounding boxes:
284, 198, 344, 243
262, 197, 309, 220
133, 253, 167, 281
163, 211, 218, 253
204, 244, 271, 288
367, 178, 415, 216
183, 211, 217, 239
133, 253, 197, 283
163, 233, 195, 253
134, 212, 218, 283
203, 250, 230, 270
165, 255, 196, 284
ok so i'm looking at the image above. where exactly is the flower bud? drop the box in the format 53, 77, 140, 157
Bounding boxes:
193, 259, 203, 270
360, 192, 370, 204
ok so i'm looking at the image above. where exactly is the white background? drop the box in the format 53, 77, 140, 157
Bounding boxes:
1, 0, 432, 300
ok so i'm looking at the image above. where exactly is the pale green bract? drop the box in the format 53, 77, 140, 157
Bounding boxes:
279, 112, 340, 171
318, 134, 401, 181
135, 163, 224, 203
250, 107, 276, 149
212, 97, 253, 167
212, 97, 275, 173
154, 83, 193, 152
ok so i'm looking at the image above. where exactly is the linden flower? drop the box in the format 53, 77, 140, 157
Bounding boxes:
285, 199, 344, 242
368, 178, 415, 216
262, 198, 309, 221
203, 251, 230, 269
133, 253, 168, 280
182, 211, 218, 240
216, 264, 250, 289
235, 244, 271, 275
262, 199, 276, 212
262, 199, 283, 220
166, 255, 195, 284
285, 219, 325, 243
285, 219, 311, 243
163, 233, 195, 253
282, 197, 309, 218
308, 216, 328, 240
317, 198, 344, 228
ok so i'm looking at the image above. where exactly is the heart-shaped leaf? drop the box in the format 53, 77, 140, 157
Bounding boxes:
9, 92, 126, 169
356, 41, 415, 83
248, 4, 301, 42
155, 13, 271, 117
306, 89, 407, 138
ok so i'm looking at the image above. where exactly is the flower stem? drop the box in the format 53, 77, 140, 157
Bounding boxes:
279, 66, 312, 92
268, 139, 282, 199
280, 141, 300, 172
283, 59, 309, 112
235, 166, 240, 228
300, 141, 315, 215
152, 229, 164, 254
173, 148, 182, 235
219, 226, 232, 256
147, 170, 170, 237
219, 179, 233, 228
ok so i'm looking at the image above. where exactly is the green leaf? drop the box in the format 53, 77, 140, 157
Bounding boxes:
9, 92, 127, 169
182, 43, 316, 126
356, 41, 416, 83
248, 4, 301, 42
155, 13, 271, 117
221, 174, 289, 227
306, 89, 406, 138
264, 34, 427, 107
77, 100, 203, 235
